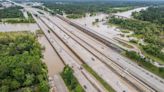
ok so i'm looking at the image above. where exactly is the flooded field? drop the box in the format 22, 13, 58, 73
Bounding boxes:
0, 23, 39, 32
115, 7, 148, 18
38, 35, 65, 76
71, 13, 122, 39
71, 7, 147, 41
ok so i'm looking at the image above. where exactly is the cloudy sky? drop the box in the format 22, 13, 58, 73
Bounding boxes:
52, 0, 164, 1
35, 0, 164, 1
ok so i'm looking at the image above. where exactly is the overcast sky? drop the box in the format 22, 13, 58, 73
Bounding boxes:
37, 0, 164, 1
34, 0, 164, 1
50, 0, 164, 1
54, 0, 164, 1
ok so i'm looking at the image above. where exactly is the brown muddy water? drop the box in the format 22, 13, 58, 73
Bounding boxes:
38, 35, 65, 77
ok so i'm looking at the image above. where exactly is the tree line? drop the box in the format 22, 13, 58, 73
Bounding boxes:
132, 7, 164, 25
43, 2, 134, 18
3, 18, 36, 23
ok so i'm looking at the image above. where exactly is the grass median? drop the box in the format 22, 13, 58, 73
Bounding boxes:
61, 65, 84, 92
83, 64, 115, 92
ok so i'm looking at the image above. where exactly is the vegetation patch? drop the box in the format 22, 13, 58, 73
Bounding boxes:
0, 6, 35, 23
92, 18, 100, 25
0, 6, 23, 19
106, 7, 133, 13
2, 18, 35, 23
44, 2, 135, 15
61, 65, 84, 92
121, 30, 130, 33
132, 7, 164, 25
66, 14, 85, 19
125, 51, 164, 78
109, 17, 164, 62
27, 12, 35, 22
0, 32, 49, 92
115, 39, 133, 48
83, 64, 115, 92
129, 39, 138, 44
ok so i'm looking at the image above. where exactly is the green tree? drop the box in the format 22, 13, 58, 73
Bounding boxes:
0, 85, 9, 92
23, 74, 35, 86
10, 79, 20, 90
12, 68, 25, 81
21, 87, 32, 92
39, 81, 49, 92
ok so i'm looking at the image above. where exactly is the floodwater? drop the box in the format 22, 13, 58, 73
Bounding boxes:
71, 7, 147, 41
21, 10, 29, 19
0, 23, 39, 32
71, 13, 122, 39
115, 7, 148, 18
38, 35, 65, 77
0, 24, 65, 76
